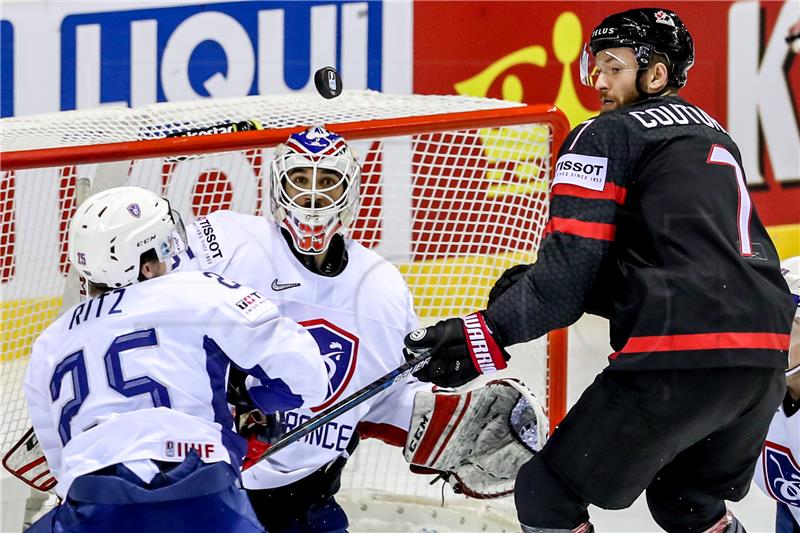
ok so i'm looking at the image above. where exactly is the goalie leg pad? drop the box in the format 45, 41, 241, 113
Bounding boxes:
403, 378, 548, 498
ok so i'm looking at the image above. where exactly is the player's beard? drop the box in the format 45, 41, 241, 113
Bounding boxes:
599, 85, 640, 113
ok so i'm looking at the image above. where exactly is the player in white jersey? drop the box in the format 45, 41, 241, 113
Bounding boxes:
24, 187, 328, 533
176, 125, 429, 532
757, 256, 800, 533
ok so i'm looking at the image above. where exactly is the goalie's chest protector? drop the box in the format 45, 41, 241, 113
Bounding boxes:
183, 211, 414, 487
755, 405, 800, 524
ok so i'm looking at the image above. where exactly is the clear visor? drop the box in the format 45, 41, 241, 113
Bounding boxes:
158, 207, 187, 261
579, 43, 640, 86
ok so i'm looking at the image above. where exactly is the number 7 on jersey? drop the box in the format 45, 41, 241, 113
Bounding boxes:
706, 144, 753, 257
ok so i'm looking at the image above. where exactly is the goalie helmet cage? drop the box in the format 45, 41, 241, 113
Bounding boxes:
0, 90, 568, 528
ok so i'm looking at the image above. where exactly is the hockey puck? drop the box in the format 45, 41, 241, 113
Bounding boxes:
314, 66, 342, 99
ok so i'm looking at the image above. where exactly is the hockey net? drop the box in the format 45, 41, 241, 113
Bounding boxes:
0, 90, 569, 530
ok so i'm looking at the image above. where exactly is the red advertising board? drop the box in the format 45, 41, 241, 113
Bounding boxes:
414, 1, 800, 235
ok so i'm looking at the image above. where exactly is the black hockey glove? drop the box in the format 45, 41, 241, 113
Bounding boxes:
487, 264, 531, 306
228, 366, 287, 469
403, 312, 510, 388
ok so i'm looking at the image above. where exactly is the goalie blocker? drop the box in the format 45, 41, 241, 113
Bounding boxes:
404, 378, 548, 499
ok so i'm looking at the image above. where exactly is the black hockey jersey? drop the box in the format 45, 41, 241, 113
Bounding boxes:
486, 96, 794, 370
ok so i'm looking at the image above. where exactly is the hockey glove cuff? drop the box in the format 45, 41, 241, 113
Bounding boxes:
241, 411, 286, 470
403, 312, 509, 388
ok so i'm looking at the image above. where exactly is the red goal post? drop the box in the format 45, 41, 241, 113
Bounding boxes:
0, 92, 569, 469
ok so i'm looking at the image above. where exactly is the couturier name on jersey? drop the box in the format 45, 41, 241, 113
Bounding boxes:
628, 103, 726, 132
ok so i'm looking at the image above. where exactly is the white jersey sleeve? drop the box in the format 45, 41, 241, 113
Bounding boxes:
195, 272, 328, 412
356, 285, 431, 445
22, 271, 326, 498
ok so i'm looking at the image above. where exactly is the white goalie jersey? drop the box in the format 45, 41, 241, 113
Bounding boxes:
24, 271, 327, 498
177, 210, 428, 488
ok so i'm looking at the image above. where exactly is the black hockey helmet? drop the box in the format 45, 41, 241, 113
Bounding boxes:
588, 8, 694, 88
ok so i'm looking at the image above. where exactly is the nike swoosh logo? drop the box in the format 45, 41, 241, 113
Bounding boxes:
271, 278, 301, 291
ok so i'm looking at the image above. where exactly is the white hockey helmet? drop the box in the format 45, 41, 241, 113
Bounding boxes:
68, 186, 186, 288
269, 125, 360, 255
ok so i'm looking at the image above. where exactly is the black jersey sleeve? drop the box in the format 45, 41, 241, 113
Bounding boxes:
485, 116, 633, 346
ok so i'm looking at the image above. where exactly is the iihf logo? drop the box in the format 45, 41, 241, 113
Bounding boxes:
127, 203, 141, 218
300, 318, 359, 411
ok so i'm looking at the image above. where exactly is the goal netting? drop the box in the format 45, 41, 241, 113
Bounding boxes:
0, 90, 569, 531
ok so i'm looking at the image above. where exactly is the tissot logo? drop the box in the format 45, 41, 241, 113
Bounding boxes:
553, 153, 608, 192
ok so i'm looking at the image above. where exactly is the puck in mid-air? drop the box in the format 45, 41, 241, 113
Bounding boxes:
314, 66, 342, 99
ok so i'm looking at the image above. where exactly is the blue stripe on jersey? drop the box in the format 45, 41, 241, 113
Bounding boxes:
777, 501, 800, 533
245, 366, 304, 414
203, 336, 246, 470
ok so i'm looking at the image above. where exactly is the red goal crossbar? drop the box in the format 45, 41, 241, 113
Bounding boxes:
0, 102, 570, 428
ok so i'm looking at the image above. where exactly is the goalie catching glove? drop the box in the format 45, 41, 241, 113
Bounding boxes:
403, 378, 548, 498
403, 312, 509, 388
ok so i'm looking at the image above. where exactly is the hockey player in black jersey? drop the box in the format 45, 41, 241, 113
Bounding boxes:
403, 8, 795, 532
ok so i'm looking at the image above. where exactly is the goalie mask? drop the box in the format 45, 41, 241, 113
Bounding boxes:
270, 125, 361, 255
68, 186, 186, 288
581, 8, 694, 89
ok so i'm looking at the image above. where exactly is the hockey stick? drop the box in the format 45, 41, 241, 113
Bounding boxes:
3, 429, 57, 492
247, 349, 431, 465
4, 177, 96, 492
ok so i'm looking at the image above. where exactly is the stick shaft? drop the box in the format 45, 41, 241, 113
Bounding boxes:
252, 350, 430, 462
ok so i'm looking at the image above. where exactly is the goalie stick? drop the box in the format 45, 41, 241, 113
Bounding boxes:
245, 349, 432, 466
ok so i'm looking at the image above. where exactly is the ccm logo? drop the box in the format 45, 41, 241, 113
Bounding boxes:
136, 235, 156, 247
406, 413, 429, 453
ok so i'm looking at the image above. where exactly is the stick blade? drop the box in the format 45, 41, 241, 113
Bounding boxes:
2, 428, 57, 492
